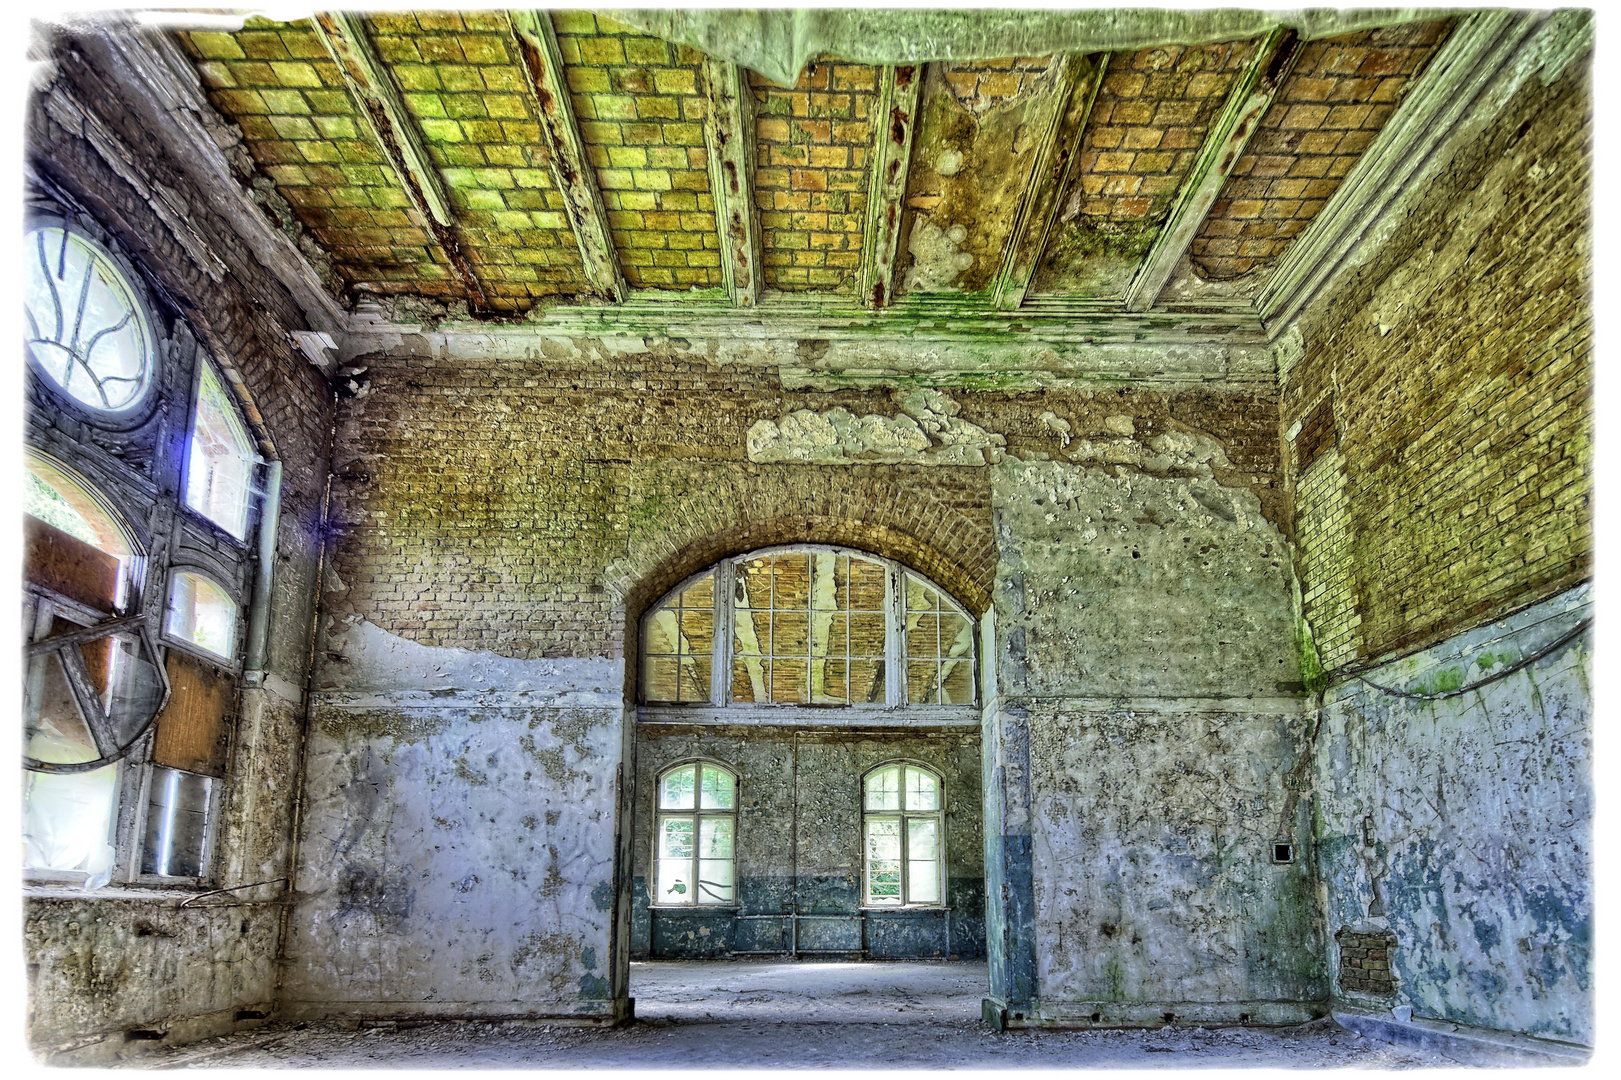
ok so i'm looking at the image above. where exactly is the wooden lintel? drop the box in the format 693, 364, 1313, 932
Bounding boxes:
311, 11, 488, 309
858, 63, 924, 309
1124, 28, 1303, 313
507, 10, 627, 303
991, 53, 1108, 311
702, 59, 763, 307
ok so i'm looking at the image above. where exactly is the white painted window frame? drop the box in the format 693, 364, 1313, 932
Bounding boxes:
861, 761, 947, 909
651, 759, 740, 909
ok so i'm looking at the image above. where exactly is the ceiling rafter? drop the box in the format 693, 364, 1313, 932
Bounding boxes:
701, 58, 763, 307
858, 64, 923, 309
310, 11, 490, 310
507, 10, 627, 303
1123, 27, 1303, 312
991, 52, 1109, 311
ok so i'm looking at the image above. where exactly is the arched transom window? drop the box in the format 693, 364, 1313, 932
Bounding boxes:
641, 546, 976, 711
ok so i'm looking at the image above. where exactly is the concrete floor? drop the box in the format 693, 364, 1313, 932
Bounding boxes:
141, 959, 1462, 1068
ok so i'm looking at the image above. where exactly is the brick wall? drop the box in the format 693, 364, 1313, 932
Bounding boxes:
1288, 61, 1591, 667
1334, 927, 1397, 997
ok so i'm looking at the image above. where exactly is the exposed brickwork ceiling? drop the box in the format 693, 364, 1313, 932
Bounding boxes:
177, 11, 1454, 318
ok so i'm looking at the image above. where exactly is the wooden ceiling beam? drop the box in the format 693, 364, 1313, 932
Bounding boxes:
508, 10, 628, 303
991, 53, 1109, 311
311, 11, 489, 309
702, 59, 763, 307
1123, 28, 1303, 313
858, 64, 924, 309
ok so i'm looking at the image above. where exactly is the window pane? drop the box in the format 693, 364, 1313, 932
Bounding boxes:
659, 767, 695, 810
905, 575, 938, 613
906, 613, 939, 660
844, 556, 887, 611
659, 815, 694, 858
699, 815, 734, 858
773, 552, 811, 608
732, 656, 767, 702
865, 819, 902, 904
816, 657, 849, 704
849, 613, 885, 659
733, 608, 766, 656
908, 660, 939, 704
865, 766, 900, 811
773, 611, 808, 654
90, 631, 167, 748
645, 608, 679, 655
25, 228, 154, 413
656, 857, 692, 903
908, 861, 941, 904
771, 656, 808, 703
850, 660, 885, 704
166, 572, 238, 660
679, 608, 714, 656
940, 613, 973, 658
23, 764, 118, 879
185, 362, 256, 540
908, 817, 940, 858
23, 651, 100, 765
680, 574, 714, 611
141, 766, 212, 878
699, 766, 734, 809
737, 556, 772, 608
644, 656, 680, 703
942, 659, 975, 705
697, 859, 735, 904
677, 658, 710, 703
905, 770, 940, 813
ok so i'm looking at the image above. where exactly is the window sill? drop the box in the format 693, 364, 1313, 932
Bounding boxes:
860, 905, 951, 913
648, 905, 740, 913
23, 881, 212, 901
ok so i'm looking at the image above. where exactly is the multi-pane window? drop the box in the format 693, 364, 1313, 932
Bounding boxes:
165, 571, 239, 661
863, 763, 944, 907
640, 547, 976, 709
185, 360, 256, 540
654, 762, 737, 906
24, 227, 155, 414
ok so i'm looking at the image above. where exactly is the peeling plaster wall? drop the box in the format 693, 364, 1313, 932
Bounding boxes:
987, 452, 1318, 1024
1312, 585, 1591, 1044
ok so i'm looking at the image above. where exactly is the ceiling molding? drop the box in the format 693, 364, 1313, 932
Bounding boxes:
858, 64, 924, 309
701, 58, 763, 307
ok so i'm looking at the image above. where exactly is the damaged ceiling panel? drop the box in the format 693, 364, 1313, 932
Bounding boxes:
170, 8, 1462, 323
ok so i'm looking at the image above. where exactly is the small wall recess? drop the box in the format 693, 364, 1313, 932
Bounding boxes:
1272, 842, 1296, 864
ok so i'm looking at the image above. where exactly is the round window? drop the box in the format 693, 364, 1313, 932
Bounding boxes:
24, 227, 155, 413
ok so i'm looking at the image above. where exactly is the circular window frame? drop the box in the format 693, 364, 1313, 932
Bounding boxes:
23, 215, 163, 428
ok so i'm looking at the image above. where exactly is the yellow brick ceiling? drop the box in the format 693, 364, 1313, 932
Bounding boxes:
176, 10, 1454, 316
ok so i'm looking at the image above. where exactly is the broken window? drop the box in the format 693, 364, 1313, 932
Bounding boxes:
640, 546, 976, 710
140, 766, 214, 879
654, 762, 737, 906
24, 226, 155, 414
863, 763, 944, 907
165, 570, 239, 661
185, 359, 257, 541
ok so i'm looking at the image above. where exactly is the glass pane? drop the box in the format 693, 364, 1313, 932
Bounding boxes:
659, 767, 696, 810
850, 660, 885, 704
908, 660, 939, 704
645, 608, 679, 655
774, 611, 808, 654
166, 571, 238, 660
699, 814, 734, 857
908, 816, 940, 857
940, 613, 973, 658
737, 556, 772, 608
732, 656, 767, 702
905, 575, 938, 613
24, 228, 154, 413
697, 858, 735, 904
824, 610, 849, 657
905, 770, 940, 813
849, 613, 885, 658
810, 551, 839, 613
733, 607, 766, 656
906, 613, 939, 660
659, 815, 694, 859
23, 650, 100, 765
865, 819, 902, 904
656, 857, 692, 903
680, 574, 714, 611
771, 657, 808, 703
865, 766, 900, 811
643, 656, 680, 703
679, 608, 714, 656
773, 552, 811, 608
677, 657, 710, 704
816, 657, 849, 704
942, 659, 975, 705
95, 632, 166, 747
23, 764, 118, 879
141, 766, 212, 878
700, 766, 735, 810
847, 556, 886, 610
185, 362, 256, 540
908, 861, 941, 904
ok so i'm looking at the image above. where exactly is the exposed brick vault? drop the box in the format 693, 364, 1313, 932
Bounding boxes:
21, 6, 1593, 1066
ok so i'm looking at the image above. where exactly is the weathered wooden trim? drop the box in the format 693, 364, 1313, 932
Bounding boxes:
507, 10, 627, 303
1124, 28, 1303, 312
1257, 10, 1587, 332
991, 52, 1108, 311
701, 58, 763, 307
310, 12, 453, 229
858, 63, 924, 308
311, 11, 489, 309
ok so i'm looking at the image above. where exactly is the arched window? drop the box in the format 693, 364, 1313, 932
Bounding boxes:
165, 570, 240, 661
640, 546, 976, 710
653, 761, 737, 906
863, 763, 944, 907
185, 359, 257, 540
24, 226, 155, 414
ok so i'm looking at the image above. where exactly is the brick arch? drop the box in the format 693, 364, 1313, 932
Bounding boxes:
607, 465, 994, 622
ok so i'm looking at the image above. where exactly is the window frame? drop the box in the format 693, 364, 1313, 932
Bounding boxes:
179, 354, 261, 549
650, 759, 740, 910
160, 565, 245, 672
638, 545, 978, 722
860, 761, 948, 910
